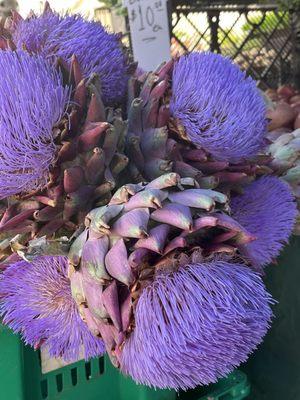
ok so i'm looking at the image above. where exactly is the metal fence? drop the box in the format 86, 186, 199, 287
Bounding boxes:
171, 2, 293, 89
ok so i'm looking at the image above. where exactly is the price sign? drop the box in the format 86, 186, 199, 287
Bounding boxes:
123, 0, 171, 71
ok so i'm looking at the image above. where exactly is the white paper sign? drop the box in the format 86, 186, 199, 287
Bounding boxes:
124, 0, 171, 71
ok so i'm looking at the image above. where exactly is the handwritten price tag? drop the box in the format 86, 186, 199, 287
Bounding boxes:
124, 0, 171, 71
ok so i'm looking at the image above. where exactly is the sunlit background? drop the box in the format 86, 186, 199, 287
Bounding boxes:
12, 0, 102, 18
0, 0, 126, 33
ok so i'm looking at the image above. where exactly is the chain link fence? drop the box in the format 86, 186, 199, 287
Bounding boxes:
171, 2, 293, 89
78, 1, 296, 89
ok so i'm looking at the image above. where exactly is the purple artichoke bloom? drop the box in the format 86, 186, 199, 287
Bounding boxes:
12, 11, 59, 54
12, 10, 129, 105
0, 256, 105, 361
170, 52, 267, 161
120, 261, 273, 390
0, 50, 69, 199
231, 175, 297, 270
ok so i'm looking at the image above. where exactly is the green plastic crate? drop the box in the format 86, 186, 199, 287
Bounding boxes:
243, 236, 300, 400
180, 370, 250, 400
0, 325, 250, 400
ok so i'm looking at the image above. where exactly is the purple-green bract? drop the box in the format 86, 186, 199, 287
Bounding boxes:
0, 50, 68, 199
0, 256, 105, 361
12, 11, 128, 105
170, 52, 267, 161
231, 175, 297, 270
120, 261, 273, 390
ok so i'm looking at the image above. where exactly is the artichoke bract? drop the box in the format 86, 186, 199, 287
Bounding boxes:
267, 129, 300, 234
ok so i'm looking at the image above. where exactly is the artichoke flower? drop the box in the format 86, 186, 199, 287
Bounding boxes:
231, 176, 297, 270
0, 255, 105, 361
0, 50, 128, 264
121, 261, 273, 389
170, 52, 267, 162
62, 173, 277, 389
0, 50, 69, 199
126, 56, 272, 193
5, 3, 129, 105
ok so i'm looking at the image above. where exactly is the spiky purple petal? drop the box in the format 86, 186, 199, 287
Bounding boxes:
12, 11, 128, 105
231, 176, 297, 270
0, 256, 105, 361
121, 261, 273, 390
170, 52, 267, 161
0, 50, 69, 199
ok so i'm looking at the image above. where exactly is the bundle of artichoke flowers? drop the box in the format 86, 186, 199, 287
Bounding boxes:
0, 3, 298, 391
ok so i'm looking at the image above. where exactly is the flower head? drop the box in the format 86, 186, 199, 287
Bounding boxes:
231, 176, 297, 270
120, 261, 273, 390
0, 50, 69, 199
0, 256, 105, 361
170, 52, 267, 161
12, 10, 129, 105
12, 10, 59, 54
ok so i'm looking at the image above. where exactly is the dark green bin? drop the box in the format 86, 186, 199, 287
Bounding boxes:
243, 236, 300, 400
0, 324, 250, 400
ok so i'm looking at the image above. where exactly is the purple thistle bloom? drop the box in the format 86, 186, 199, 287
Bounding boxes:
120, 261, 273, 390
231, 176, 297, 270
170, 52, 267, 161
0, 256, 105, 361
12, 11, 129, 105
0, 51, 69, 199
12, 11, 59, 54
